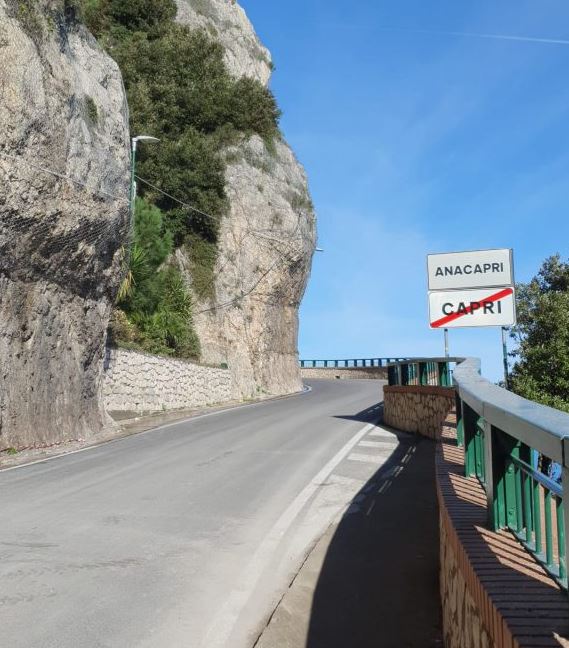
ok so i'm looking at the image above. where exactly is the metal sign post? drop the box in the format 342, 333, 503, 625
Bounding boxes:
444, 328, 449, 358
501, 327, 510, 389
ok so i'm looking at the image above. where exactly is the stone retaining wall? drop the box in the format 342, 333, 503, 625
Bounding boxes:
439, 481, 494, 648
103, 348, 235, 413
300, 366, 387, 380
383, 385, 455, 439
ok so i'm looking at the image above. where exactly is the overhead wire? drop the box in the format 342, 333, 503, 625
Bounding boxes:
135, 175, 221, 223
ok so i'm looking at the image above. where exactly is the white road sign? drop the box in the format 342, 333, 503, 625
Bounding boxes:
427, 248, 514, 291
429, 286, 516, 329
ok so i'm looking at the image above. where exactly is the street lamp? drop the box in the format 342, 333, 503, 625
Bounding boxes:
129, 135, 159, 218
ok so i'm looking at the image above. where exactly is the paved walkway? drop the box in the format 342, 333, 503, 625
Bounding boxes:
255, 428, 443, 648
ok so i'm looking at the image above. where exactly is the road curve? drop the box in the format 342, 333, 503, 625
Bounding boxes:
1, 379, 395, 648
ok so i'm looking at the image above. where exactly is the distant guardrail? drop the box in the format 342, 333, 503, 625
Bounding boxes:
300, 358, 407, 368
387, 356, 569, 591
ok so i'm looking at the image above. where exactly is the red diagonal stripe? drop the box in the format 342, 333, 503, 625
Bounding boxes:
431, 287, 513, 329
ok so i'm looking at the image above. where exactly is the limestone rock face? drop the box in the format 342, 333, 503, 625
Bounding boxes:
176, 0, 316, 397
175, 0, 272, 84
0, 1, 130, 449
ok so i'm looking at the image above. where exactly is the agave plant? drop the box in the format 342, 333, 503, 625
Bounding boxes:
116, 244, 149, 304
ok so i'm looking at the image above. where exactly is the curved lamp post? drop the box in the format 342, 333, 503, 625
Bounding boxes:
129, 135, 159, 218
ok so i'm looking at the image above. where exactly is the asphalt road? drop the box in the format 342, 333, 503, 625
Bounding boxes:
1, 379, 396, 648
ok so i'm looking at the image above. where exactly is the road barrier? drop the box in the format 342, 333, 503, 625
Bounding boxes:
300, 358, 406, 368
388, 356, 569, 591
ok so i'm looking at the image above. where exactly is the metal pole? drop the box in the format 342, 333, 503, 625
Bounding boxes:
129, 136, 159, 235
444, 328, 449, 358
502, 327, 510, 389
129, 138, 138, 245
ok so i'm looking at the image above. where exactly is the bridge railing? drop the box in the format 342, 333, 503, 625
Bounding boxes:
388, 357, 569, 591
300, 358, 406, 368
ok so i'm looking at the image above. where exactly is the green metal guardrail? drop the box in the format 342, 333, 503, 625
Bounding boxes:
388, 357, 569, 590
300, 358, 406, 368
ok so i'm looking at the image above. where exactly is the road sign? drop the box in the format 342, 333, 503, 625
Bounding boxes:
427, 248, 514, 291
429, 286, 516, 329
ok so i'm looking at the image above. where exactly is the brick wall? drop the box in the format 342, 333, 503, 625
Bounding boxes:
437, 419, 569, 648
383, 385, 455, 439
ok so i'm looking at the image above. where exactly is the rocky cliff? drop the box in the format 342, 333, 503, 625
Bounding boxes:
176, 0, 317, 397
0, 0, 130, 449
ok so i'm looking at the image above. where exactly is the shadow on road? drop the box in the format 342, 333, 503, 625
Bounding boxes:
333, 402, 384, 424
305, 430, 443, 648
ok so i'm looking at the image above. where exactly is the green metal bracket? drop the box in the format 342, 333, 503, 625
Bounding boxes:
419, 362, 428, 386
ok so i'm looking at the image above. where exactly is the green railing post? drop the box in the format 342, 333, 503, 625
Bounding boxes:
474, 417, 486, 483
455, 393, 464, 448
545, 491, 554, 569
438, 362, 450, 387
523, 472, 532, 544
487, 425, 507, 530
493, 431, 531, 533
419, 362, 428, 386
533, 476, 542, 555
556, 496, 566, 582
463, 402, 478, 478
562, 453, 569, 589
483, 422, 499, 529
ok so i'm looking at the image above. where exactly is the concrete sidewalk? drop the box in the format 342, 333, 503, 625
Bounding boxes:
255, 433, 443, 648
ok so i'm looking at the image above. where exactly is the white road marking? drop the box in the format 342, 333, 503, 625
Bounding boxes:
359, 440, 393, 448
368, 430, 395, 438
381, 466, 399, 480
348, 452, 392, 465
200, 421, 380, 647
377, 479, 392, 494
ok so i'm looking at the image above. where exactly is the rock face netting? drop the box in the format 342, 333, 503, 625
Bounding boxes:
0, 2, 130, 448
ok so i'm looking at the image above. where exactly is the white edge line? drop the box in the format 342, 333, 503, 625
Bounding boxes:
0, 386, 313, 474
201, 420, 379, 647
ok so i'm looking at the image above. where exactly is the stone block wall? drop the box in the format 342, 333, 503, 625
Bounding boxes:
103, 348, 235, 413
440, 509, 494, 648
300, 366, 387, 380
383, 385, 455, 439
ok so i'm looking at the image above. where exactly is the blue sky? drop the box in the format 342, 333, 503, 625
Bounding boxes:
240, 0, 569, 381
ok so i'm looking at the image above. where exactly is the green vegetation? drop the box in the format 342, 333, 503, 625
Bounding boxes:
78, 0, 281, 358
511, 255, 569, 413
8, 0, 44, 38
85, 95, 98, 125
111, 199, 200, 359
